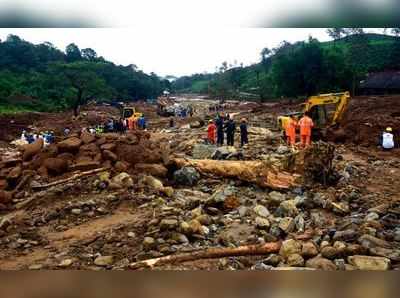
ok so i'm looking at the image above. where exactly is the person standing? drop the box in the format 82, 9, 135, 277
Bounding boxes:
226, 118, 236, 146
207, 120, 216, 144
298, 112, 314, 148
240, 118, 248, 147
381, 127, 395, 150
215, 114, 224, 146
284, 115, 297, 147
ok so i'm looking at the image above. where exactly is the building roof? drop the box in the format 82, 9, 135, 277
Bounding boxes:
360, 71, 400, 89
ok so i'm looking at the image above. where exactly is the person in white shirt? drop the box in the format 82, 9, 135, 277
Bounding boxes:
381, 127, 395, 150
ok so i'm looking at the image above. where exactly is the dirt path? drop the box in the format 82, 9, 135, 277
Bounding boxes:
0, 207, 148, 270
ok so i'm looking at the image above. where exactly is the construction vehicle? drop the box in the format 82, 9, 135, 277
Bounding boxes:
120, 105, 143, 121
277, 91, 351, 139
157, 96, 176, 117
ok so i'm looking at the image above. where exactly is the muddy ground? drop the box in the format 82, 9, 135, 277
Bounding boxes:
0, 96, 399, 270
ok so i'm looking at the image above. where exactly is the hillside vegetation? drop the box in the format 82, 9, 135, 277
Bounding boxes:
172, 33, 400, 100
0, 35, 170, 114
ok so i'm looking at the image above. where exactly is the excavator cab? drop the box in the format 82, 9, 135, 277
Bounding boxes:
121, 106, 142, 120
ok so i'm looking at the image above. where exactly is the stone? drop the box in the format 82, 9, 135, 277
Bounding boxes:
278, 217, 295, 233
394, 228, 400, 242
162, 187, 174, 197
369, 247, 400, 262
94, 255, 114, 266
103, 150, 118, 161
71, 208, 82, 215
59, 259, 74, 267
58, 137, 82, 152
348, 255, 390, 270
143, 237, 156, 251
111, 172, 133, 189
345, 244, 367, 256
80, 131, 96, 144
306, 257, 337, 270
173, 167, 200, 186
206, 186, 240, 210
358, 234, 391, 249
253, 205, 270, 218
43, 158, 69, 175
321, 246, 339, 260
301, 242, 319, 258
211, 146, 238, 160
333, 229, 359, 242
262, 254, 283, 267
255, 217, 270, 230
294, 214, 305, 232
365, 212, 379, 222
28, 264, 43, 270
0, 190, 12, 204
22, 138, 44, 161
140, 175, 164, 192
160, 219, 178, 230
0, 179, 8, 190
171, 232, 189, 244
276, 145, 290, 154
320, 241, 330, 249
279, 239, 302, 259
277, 200, 299, 217
192, 144, 216, 159
188, 219, 204, 235
6, 166, 22, 180
114, 161, 129, 172
333, 241, 347, 254
268, 191, 287, 205
135, 163, 168, 178
100, 143, 116, 151
180, 221, 191, 235
287, 254, 305, 267
128, 232, 136, 238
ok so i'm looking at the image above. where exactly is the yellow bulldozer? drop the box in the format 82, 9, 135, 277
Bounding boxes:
277, 91, 351, 140
120, 105, 143, 121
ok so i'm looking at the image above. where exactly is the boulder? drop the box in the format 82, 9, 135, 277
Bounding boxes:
358, 234, 391, 249
192, 144, 216, 159
321, 246, 339, 260
0, 190, 12, 204
135, 163, 168, 178
22, 138, 44, 161
268, 191, 287, 206
0, 179, 8, 190
305, 257, 337, 270
142, 237, 156, 251
277, 200, 299, 217
43, 158, 69, 175
278, 217, 295, 233
255, 217, 270, 230
160, 219, 178, 230
80, 131, 96, 144
287, 254, 305, 267
333, 229, 359, 242
103, 150, 118, 162
58, 137, 82, 153
94, 256, 114, 267
6, 166, 22, 181
369, 247, 400, 262
111, 172, 133, 189
173, 167, 200, 186
348, 255, 390, 270
279, 239, 302, 259
211, 146, 238, 160
301, 242, 319, 258
253, 205, 270, 218
100, 143, 116, 151
139, 175, 164, 192
115, 161, 130, 172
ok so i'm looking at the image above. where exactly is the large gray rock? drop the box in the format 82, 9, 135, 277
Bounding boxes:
192, 144, 216, 159
348, 255, 391, 270
94, 255, 114, 266
211, 146, 238, 160
305, 257, 337, 270
268, 191, 287, 205
160, 219, 178, 230
276, 200, 299, 217
253, 205, 270, 218
173, 167, 200, 186
255, 217, 270, 230
206, 185, 240, 210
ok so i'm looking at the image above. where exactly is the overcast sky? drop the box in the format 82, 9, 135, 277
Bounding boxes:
0, 28, 383, 77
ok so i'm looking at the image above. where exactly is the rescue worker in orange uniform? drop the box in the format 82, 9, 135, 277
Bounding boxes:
298, 112, 314, 148
207, 119, 216, 144
284, 115, 297, 147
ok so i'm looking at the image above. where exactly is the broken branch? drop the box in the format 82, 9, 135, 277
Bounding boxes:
130, 241, 282, 269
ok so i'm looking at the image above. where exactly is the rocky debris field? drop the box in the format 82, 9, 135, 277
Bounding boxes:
0, 96, 399, 270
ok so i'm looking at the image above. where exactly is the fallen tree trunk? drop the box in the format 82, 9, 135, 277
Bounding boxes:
130, 242, 281, 269
173, 159, 300, 190
31, 167, 110, 190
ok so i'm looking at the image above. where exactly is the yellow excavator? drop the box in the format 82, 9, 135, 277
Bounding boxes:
120, 105, 143, 121
277, 91, 351, 140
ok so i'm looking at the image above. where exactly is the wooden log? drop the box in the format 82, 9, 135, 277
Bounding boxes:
130, 242, 282, 269
173, 158, 300, 190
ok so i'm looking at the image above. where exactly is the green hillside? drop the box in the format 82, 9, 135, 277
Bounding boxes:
172, 33, 400, 100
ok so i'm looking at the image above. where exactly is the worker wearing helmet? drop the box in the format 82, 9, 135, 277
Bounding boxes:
284, 115, 297, 147
240, 118, 248, 147
381, 127, 395, 150
298, 112, 314, 148
207, 119, 216, 144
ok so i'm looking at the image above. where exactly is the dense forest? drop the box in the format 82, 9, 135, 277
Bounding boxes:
0, 34, 170, 114
172, 29, 400, 101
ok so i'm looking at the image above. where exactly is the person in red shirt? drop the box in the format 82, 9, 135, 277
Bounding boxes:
207, 120, 216, 144
298, 112, 314, 148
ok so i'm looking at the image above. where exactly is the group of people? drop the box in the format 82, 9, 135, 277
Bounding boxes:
207, 114, 248, 147
125, 115, 147, 131
283, 112, 314, 148
20, 130, 55, 146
